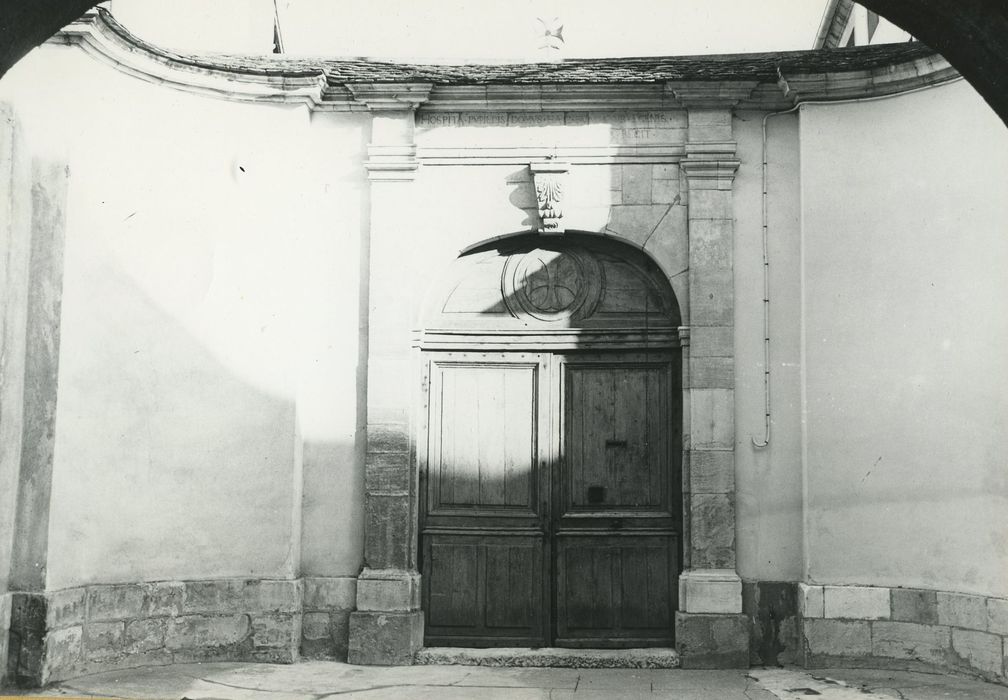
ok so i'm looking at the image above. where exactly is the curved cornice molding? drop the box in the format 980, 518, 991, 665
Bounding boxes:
47, 9, 356, 110
47, 9, 961, 112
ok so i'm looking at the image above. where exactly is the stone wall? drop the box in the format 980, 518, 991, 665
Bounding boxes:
2, 576, 356, 688
798, 583, 1008, 684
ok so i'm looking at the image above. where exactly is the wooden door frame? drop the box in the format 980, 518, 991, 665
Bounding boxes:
416, 336, 684, 647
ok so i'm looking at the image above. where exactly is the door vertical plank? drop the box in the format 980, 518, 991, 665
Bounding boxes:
453, 369, 480, 505
440, 367, 456, 506
479, 369, 507, 505
503, 367, 533, 507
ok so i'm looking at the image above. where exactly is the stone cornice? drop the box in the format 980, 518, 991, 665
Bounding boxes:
48, 9, 962, 112
347, 83, 433, 111
668, 81, 759, 107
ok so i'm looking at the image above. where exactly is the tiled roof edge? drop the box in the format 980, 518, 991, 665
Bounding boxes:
46, 7, 961, 111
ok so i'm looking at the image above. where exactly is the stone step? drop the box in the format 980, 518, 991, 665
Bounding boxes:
414, 646, 681, 669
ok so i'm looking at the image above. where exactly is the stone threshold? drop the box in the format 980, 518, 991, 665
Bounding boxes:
415, 647, 681, 668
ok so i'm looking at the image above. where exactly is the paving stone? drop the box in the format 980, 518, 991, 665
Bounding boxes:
803, 618, 871, 657
950, 627, 1003, 676
938, 592, 987, 630
823, 585, 890, 620
891, 588, 938, 625
871, 620, 950, 664
25, 660, 1008, 700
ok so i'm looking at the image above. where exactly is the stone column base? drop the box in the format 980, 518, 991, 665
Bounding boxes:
675, 612, 750, 669
679, 568, 742, 613
347, 610, 424, 666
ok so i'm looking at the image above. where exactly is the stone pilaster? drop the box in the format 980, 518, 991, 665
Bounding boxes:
675, 109, 746, 667
345, 83, 432, 665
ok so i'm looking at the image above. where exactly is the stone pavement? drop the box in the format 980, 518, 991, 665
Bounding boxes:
6, 662, 1008, 699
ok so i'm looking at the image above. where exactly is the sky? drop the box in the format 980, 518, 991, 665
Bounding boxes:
109, 0, 832, 60
279, 0, 828, 59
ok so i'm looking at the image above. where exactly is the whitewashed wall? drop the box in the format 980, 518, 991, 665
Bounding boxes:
798, 79, 1008, 598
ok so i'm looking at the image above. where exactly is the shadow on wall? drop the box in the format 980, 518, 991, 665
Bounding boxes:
44, 231, 361, 589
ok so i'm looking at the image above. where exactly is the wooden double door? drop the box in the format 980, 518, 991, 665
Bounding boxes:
420, 350, 681, 648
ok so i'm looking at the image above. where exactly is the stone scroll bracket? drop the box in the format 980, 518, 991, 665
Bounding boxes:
346, 83, 431, 665
674, 108, 747, 668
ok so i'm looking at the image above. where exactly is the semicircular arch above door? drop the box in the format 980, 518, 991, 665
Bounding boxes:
418, 233, 683, 350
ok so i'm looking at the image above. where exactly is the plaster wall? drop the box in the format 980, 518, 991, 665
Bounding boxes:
0, 46, 369, 589
0, 103, 32, 593
732, 112, 804, 583
799, 79, 1008, 598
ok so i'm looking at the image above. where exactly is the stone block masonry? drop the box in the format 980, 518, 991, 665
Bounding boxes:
797, 583, 1008, 685
2, 576, 357, 688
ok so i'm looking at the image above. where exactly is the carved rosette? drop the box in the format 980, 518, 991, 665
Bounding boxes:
529, 161, 570, 234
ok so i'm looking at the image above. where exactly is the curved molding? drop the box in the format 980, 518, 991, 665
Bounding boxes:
47, 10, 356, 110
47, 9, 961, 112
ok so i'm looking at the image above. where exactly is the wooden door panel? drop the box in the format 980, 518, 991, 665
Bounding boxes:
423, 533, 546, 646
422, 353, 548, 646
555, 535, 676, 646
428, 359, 539, 517
561, 357, 675, 517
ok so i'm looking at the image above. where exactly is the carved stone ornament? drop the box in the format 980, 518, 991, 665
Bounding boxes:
529, 161, 570, 234
502, 246, 603, 322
